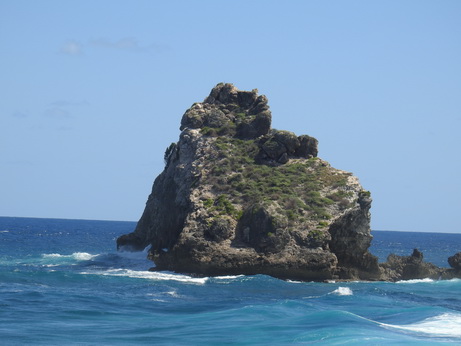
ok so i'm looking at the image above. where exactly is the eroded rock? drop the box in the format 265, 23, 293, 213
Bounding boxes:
118, 83, 381, 281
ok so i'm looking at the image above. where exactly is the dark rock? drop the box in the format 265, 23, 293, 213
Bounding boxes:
248, 95, 269, 114
236, 205, 288, 253
448, 252, 461, 270
205, 217, 233, 242
261, 137, 286, 160
273, 130, 300, 154
412, 248, 423, 260
236, 110, 271, 139
204, 83, 238, 105
237, 90, 258, 108
380, 249, 445, 281
116, 233, 145, 251
296, 135, 318, 158
278, 152, 289, 164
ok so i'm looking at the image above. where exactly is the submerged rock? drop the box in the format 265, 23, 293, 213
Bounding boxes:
121, 83, 451, 282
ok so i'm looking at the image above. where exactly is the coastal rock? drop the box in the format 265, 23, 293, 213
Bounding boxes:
380, 249, 445, 281
117, 83, 381, 281
448, 252, 461, 271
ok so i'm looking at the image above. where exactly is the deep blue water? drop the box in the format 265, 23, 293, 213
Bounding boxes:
1, 217, 461, 345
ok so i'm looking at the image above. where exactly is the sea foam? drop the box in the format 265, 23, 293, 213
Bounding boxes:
330, 287, 353, 296
82, 268, 209, 284
396, 278, 434, 284
381, 313, 461, 338
42, 252, 98, 261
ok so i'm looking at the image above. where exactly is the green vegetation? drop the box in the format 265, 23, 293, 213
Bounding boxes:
202, 136, 351, 224
308, 229, 325, 241
201, 123, 237, 137
318, 221, 329, 228
203, 194, 242, 220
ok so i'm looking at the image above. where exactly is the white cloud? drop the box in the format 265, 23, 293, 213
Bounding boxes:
60, 40, 83, 56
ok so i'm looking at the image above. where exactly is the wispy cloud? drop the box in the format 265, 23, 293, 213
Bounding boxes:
90, 37, 170, 53
12, 111, 29, 118
59, 40, 84, 56
44, 100, 90, 119
50, 100, 90, 107
43, 107, 72, 119
59, 37, 169, 56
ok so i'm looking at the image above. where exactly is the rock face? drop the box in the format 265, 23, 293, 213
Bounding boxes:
117, 83, 384, 281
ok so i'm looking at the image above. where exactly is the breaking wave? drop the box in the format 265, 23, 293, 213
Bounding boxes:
42, 252, 98, 261
81, 268, 209, 284
380, 312, 461, 338
330, 287, 353, 296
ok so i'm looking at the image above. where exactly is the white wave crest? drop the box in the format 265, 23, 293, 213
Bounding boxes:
330, 287, 353, 296
82, 268, 208, 284
213, 275, 244, 280
396, 278, 434, 284
286, 280, 304, 284
42, 252, 98, 261
381, 313, 461, 338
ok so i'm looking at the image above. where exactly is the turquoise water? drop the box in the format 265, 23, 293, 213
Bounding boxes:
1, 217, 461, 344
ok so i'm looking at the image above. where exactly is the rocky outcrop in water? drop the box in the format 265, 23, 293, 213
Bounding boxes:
379, 249, 461, 281
117, 83, 383, 281
117, 83, 460, 282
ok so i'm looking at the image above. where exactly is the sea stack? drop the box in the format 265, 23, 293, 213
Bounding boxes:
117, 83, 382, 281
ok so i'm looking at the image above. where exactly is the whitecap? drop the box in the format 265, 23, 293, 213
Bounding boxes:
213, 275, 244, 280
41, 252, 98, 261
81, 269, 208, 284
0, 230, 9, 233
330, 287, 353, 296
166, 290, 180, 297
42, 253, 64, 258
286, 279, 304, 284
71, 252, 97, 261
396, 278, 434, 284
380, 313, 461, 338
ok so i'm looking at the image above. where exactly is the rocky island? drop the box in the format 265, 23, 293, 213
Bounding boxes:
118, 83, 461, 282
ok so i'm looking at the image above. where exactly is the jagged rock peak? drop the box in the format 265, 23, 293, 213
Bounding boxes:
180, 83, 271, 139
203, 83, 266, 109
179, 83, 318, 163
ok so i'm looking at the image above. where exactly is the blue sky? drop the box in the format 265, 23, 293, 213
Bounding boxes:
1, 1, 460, 233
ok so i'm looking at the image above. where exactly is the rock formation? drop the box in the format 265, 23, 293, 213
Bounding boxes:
117, 83, 460, 282
378, 249, 461, 281
117, 83, 384, 281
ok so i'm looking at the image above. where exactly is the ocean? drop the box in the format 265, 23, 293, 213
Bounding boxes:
1, 217, 460, 345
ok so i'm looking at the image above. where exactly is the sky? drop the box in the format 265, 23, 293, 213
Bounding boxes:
1, 1, 460, 233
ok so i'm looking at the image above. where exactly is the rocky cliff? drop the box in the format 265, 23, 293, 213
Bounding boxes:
117, 83, 384, 281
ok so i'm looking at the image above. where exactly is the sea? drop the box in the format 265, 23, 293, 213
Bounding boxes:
1, 217, 461, 345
